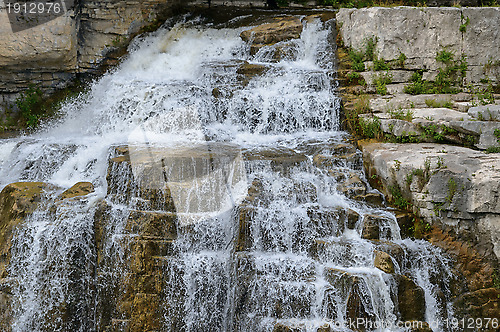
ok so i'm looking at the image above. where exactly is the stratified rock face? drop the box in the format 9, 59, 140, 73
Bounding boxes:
0, 0, 180, 103
240, 16, 303, 53
359, 141, 500, 319
337, 7, 500, 84
0, 182, 54, 331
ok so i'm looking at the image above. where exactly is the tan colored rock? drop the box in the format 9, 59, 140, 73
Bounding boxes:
240, 16, 303, 46
59, 182, 95, 200
374, 250, 395, 273
396, 275, 426, 322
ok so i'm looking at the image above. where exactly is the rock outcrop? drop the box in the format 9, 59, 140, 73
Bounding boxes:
0, 0, 182, 115
359, 141, 500, 319
337, 7, 500, 85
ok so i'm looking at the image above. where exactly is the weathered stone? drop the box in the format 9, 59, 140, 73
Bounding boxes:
374, 250, 395, 273
240, 16, 303, 46
337, 7, 500, 84
353, 192, 384, 206
359, 141, 500, 266
60, 182, 95, 200
468, 104, 500, 121
453, 287, 500, 319
396, 275, 426, 322
361, 214, 392, 240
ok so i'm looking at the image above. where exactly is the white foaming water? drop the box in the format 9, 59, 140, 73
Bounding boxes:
0, 14, 457, 332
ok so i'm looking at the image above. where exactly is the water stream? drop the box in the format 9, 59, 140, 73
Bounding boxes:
0, 12, 457, 332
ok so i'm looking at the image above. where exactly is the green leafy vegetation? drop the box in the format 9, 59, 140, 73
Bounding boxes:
10, 81, 85, 130
446, 178, 457, 203
425, 99, 453, 108
459, 16, 470, 33
404, 49, 467, 95
387, 108, 414, 121
486, 146, 500, 153
15, 85, 44, 128
469, 80, 495, 106
373, 71, 392, 95
348, 36, 378, 72
389, 185, 412, 210
395, 52, 407, 68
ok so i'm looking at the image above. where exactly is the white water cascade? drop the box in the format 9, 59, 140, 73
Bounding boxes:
0, 12, 458, 332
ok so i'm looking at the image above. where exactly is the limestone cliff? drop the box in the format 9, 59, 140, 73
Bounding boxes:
0, 0, 183, 113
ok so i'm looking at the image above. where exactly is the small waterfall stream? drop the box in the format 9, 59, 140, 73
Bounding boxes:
0, 12, 457, 332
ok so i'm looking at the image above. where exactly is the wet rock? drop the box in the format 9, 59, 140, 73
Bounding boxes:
353, 192, 384, 206
338, 173, 366, 198
240, 16, 303, 53
396, 275, 426, 321
373, 250, 395, 273
237, 62, 269, 78
0, 182, 55, 278
361, 214, 392, 240
313, 152, 361, 170
324, 268, 375, 322
406, 322, 433, 332
453, 287, 500, 319
237, 205, 255, 251
346, 209, 360, 229
60, 182, 95, 200
126, 210, 177, 240
373, 241, 405, 270
273, 323, 301, 332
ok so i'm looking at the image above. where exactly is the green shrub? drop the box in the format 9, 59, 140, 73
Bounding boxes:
15, 85, 44, 128
373, 72, 392, 95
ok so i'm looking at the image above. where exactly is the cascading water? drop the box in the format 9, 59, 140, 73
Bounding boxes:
0, 11, 459, 332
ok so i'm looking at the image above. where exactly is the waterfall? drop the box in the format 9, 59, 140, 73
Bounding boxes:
0, 12, 457, 332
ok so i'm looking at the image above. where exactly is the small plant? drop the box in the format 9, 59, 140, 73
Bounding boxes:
446, 178, 457, 203
425, 98, 454, 108
494, 128, 500, 142
486, 146, 500, 153
373, 71, 392, 95
15, 85, 44, 128
364, 37, 377, 61
349, 49, 366, 72
388, 108, 414, 121
395, 52, 407, 68
389, 185, 411, 210
459, 16, 470, 33
436, 49, 455, 65
373, 56, 390, 71
360, 116, 382, 138
436, 156, 446, 169
394, 159, 401, 171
